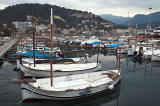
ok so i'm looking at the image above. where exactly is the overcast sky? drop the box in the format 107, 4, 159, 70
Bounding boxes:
0, 0, 159, 17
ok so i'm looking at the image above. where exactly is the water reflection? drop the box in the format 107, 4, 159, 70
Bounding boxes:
126, 57, 137, 72
150, 61, 160, 75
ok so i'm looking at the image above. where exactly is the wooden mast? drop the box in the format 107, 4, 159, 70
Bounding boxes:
32, 10, 36, 67
20, 27, 23, 49
117, 32, 121, 74
96, 44, 100, 65
118, 47, 121, 74
50, 8, 54, 86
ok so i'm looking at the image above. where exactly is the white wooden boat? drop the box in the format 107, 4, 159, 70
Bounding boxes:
16, 56, 88, 69
18, 57, 88, 64
21, 70, 121, 101
18, 60, 102, 77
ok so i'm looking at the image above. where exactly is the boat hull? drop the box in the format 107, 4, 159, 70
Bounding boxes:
21, 78, 120, 101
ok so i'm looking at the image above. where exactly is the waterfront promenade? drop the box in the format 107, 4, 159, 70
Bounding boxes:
0, 40, 17, 58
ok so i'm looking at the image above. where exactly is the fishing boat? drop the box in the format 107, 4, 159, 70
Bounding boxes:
16, 54, 88, 69
16, 9, 101, 77
18, 60, 102, 77
18, 56, 88, 64
21, 69, 121, 101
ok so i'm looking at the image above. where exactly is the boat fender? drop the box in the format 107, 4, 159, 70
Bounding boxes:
108, 84, 114, 90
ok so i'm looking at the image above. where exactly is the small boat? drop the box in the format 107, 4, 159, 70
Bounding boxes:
18, 61, 102, 77
21, 70, 121, 101
16, 56, 88, 69
19, 57, 88, 64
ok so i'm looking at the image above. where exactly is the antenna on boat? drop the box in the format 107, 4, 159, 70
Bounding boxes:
50, 8, 55, 86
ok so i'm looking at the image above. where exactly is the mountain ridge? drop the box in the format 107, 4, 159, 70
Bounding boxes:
100, 14, 132, 25
0, 3, 114, 30
100, 12, 160, 29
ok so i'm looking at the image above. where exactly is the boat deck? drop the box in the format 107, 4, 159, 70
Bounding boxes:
29, 71, 119, 91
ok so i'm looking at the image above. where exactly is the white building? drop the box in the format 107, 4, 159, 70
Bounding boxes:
37, 24, 47, 33
12, 21, 32, 30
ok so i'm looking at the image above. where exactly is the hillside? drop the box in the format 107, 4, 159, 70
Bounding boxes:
0, 3, 113, 30
130, 12, 160, 28
100, 14, 132, 25
100, 11, 160, 29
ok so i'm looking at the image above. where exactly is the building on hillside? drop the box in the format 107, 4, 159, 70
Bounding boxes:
12, 21, 32, 30
37, 24, 47, 33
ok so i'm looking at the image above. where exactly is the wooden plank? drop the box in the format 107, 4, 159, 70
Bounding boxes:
12, 78, 36, 83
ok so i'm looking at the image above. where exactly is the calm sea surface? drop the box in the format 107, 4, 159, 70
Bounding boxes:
0, 51, 160, 106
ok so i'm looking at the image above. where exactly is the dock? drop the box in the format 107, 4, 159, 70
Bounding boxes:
0, 40, 17, 58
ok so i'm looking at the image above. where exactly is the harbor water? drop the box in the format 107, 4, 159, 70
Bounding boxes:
0, 51, 160, 106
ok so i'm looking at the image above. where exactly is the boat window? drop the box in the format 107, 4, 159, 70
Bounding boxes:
39, 48, 44, 50
146, 48, 151, 50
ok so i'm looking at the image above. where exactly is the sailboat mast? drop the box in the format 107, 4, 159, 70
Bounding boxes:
32, 13, 36, 67
50, 8, 54, 86
118, 47, 121, 74
96, 44, 100, 65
